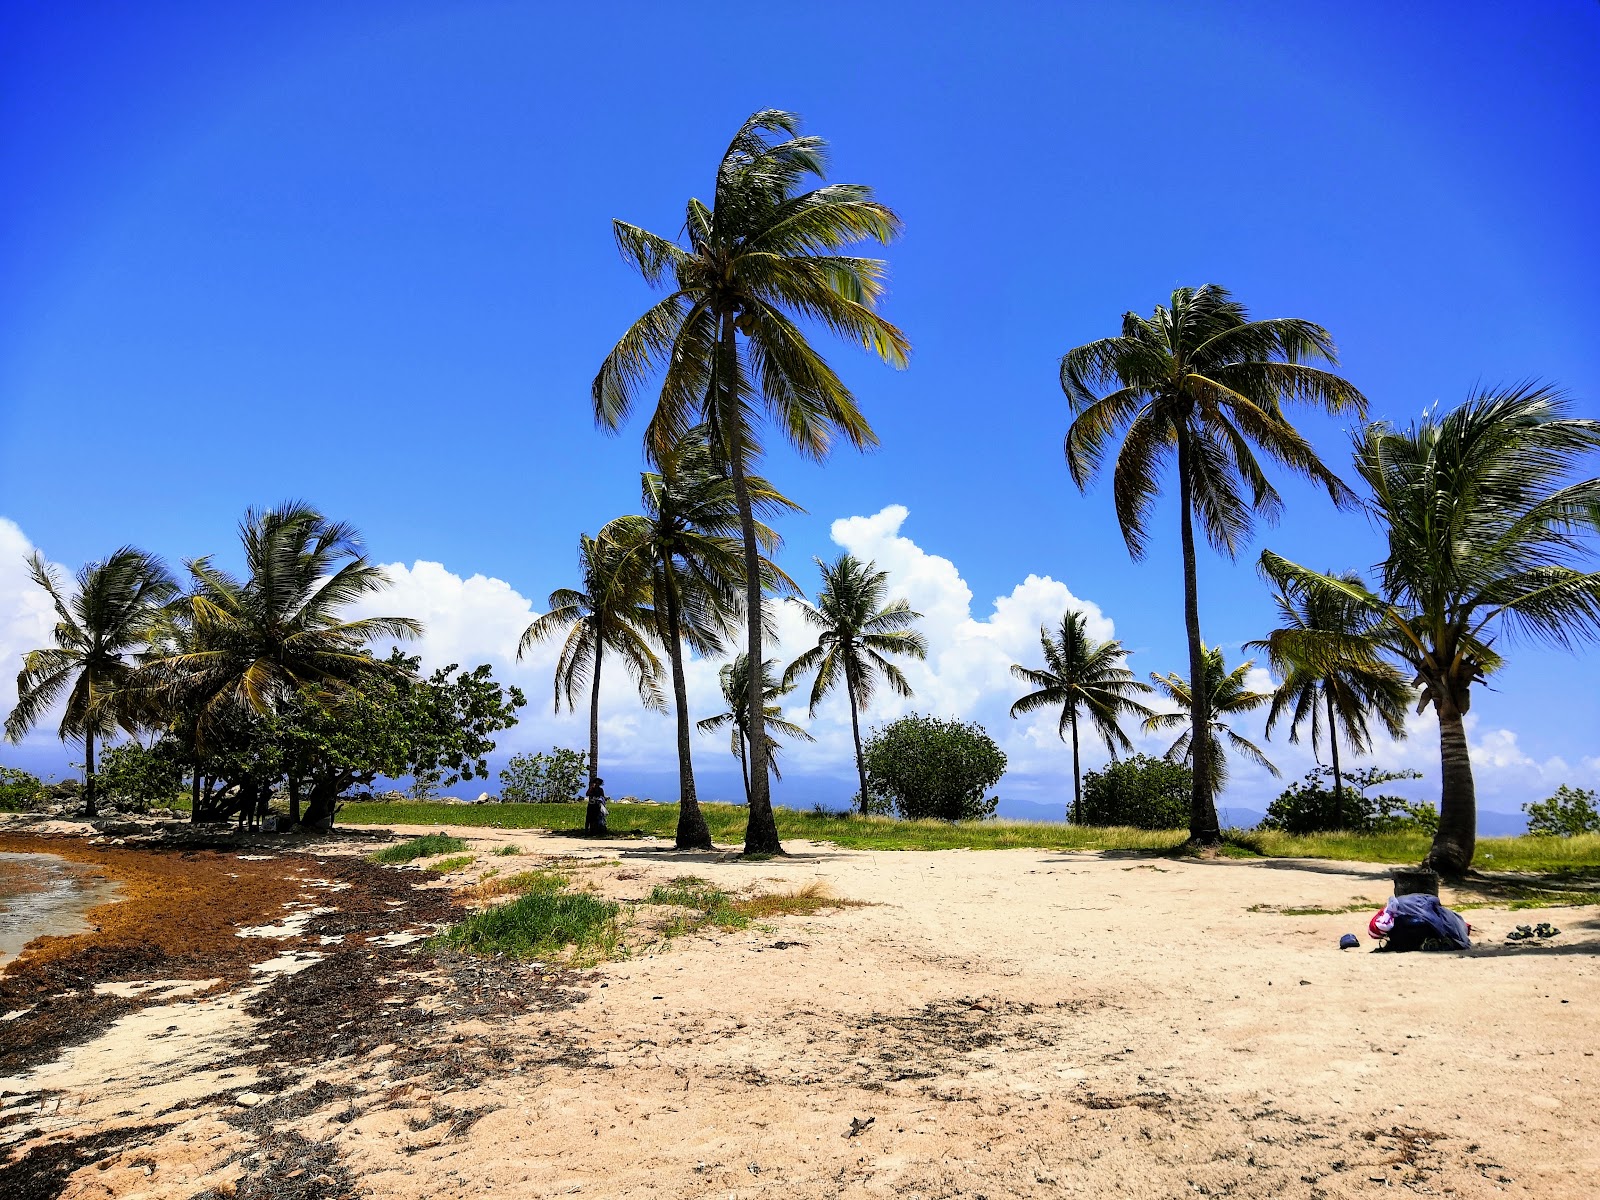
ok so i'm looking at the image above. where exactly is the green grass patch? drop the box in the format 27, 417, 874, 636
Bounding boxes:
426, 853, 476, 874
368, 833, 468, 864
467, 868, 570, 900
493, 844, 524, 856
435, 885, 621, 962
337, 803, 1600, 878
648, 876, 749, 933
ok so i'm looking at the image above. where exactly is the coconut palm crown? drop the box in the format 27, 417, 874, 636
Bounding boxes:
696, 653, 814, 804
1246, 571, 1411, 828
6, 547, 178, 816
783, 553, 927, 815
1145, 645, 1278, 797
592, 108, 910, 855
1061, 284, 1366, 844
1261, 384, 1600, 873
1009, 611, 1154, 822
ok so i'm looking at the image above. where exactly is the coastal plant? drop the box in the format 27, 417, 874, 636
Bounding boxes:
1009, 611, 1153, 822
0, 765, 44, 811
1061, 285, 1366, 844
1523, 785, 1600, 837
1247, 572, 1411, 828
1261, 385, 1600, 872
437, 887, 622, 962
1260, 766, 1431, 835
861, 714, 1005, 822
697, 654, 814, 805
518, 533, 663, 836
95, 740, 184, 811
370, 833, 468, 864
499, 748, 589, 805
1078, 754, 1192, 829
5, 546, 178, 817
592, 109, 910, 856
602, 429, 798, 849
1145, 645, 1278, 797
785, 554, 928, 814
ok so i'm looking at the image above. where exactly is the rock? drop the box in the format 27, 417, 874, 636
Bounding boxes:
234, 1092, 264, 1107
476, 792, 497, 804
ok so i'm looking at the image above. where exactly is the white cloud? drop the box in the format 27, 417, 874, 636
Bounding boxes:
0, 519, 69, 752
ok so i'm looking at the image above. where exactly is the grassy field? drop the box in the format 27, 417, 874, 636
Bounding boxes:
335, 799, 1600, 876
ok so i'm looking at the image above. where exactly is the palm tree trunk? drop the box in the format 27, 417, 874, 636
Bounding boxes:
723, 330, 781, 856
190, 768, 202, 824
586, 632, 607, 837
738, 731, 751, 805
847, 672, 870, 815
1325, 691, 1344, 830
1175, 432, 1220, 844
1069, 707, 1081, 824
663, 574, 711, 850
1425, 695, 1476, 875
83, 730, 98, 818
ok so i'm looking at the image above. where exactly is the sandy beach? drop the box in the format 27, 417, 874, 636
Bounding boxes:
1, 822, 1595, 1199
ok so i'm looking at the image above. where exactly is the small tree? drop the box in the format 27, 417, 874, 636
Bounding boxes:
0, 765, 44, 812
862, 714, 1005, 821
500, 748, 589, 804
1260, 766, 1430, 834
96, 741, 184, 812
1079, 754, 1192, 829
1523, 785, 1600, 837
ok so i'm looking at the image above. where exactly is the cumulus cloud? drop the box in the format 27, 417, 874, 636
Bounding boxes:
0, 519, 68, 752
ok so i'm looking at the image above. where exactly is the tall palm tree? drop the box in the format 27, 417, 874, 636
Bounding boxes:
1144, 645, 1278, 799
592, 109, 910, 855
1008, 611, 1154, 822
1060, 285, 1366, 845
520, 533, 664, 836
602, 432, 799, 849
784, 553, 927, 814
1262, 384, 1600, 873
1245, 572, 1411, 829
696, 653, 814, 804
6, 548, 178, 817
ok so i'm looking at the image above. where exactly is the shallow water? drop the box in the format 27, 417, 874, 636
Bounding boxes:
0, 851, 122, 967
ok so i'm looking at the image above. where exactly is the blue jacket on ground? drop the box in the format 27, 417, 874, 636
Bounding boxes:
1385, 893, 1471, 951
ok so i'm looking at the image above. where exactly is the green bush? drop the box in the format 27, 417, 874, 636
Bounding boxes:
0, 766, 43, 812
1260, 767, 1433, 834
1078, 754, 1191, 829
369, 833, 468, 864
499, 747, 588, 804
862, 714, 1005, 821
96, 742, 184, 812
1523, 785, 1600, 837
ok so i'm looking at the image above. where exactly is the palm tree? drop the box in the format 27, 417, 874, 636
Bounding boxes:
146, 504, 420, 826
696, 653, 814, 804
592, 109, 909, 855
784, 553, 927, 814
1060, 284, 1366, 845
1009, 611, 1154, 822
1245, 572, 1411, 829
1144, 645, 1278, 799
519, 533, 664, 836
602, 432, 799, 849
1261, 384, 1600, 873
6, 548, 178, 817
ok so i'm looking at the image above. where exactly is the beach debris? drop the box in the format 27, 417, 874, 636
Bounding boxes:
844, 1116, 876, 1138
1339, 933, 1360, 949
1505, 923, 1560, 942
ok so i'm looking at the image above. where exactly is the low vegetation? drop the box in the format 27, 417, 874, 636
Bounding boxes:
368, 833, 468, 864
435, 881, 621, 963
426, 853, 476, 874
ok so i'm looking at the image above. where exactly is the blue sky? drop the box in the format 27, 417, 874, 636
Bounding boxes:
2, 1, 1597, 822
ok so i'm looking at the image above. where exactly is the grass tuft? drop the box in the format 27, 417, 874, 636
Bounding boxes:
493, 844, 524, 857
733, 880, 865, 920
435, 887, 621, 963
426, 854, 476, 874
466, 868, 569, 900
369, 833, 468, 864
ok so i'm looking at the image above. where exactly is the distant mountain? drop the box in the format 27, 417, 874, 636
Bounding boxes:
1476, 809, 1528, 837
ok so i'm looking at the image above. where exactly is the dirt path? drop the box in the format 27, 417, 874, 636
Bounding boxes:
1, 825, 1595, 1198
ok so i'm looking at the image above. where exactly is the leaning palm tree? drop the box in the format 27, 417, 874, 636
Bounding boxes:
1009, 611, 1154, 822
1061, 285, 1366, 845
592, 109, 910, 855
784, 553, 927, 814
1245, 572, 1411, 829
697, 653, 814, 804
1145, 645, 1278, 799
520, 532, 664, 836
1262, 384, 1600, 873
6, 548, 178, 817
602, 431, 799, 849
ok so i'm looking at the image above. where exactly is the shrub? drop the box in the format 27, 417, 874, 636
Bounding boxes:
369, 833, 468, 864
862, 714, 1005, 821
96, 742, 184, 812
1260, 767, 1430, 834
1523, 785, 1600, 837
499, 748, 588, 804
1078, 754, 1191, 829
0, 766, 43, 812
